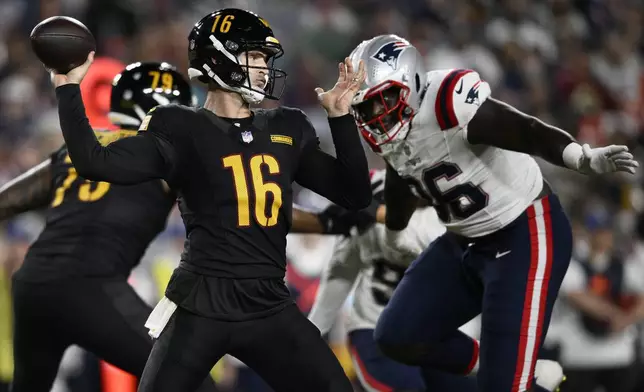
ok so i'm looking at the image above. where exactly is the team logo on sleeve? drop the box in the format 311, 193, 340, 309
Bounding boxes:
371, 41, 409, 70
270, 134, 292, 145
138, 107, 156, 131
465, 82, 481, 106
139, 115, 152, 131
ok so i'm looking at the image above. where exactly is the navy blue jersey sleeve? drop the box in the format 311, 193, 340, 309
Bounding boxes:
56, 84, 174, 184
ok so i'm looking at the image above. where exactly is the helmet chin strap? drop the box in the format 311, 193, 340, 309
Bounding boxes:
240, 74, 269, 104
188, 65, 268, 105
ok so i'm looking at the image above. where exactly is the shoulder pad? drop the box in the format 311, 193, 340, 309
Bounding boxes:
278, 106, 306, 120
251, 105, 302, 122
138, 103, 193, 132
276, 106, 318, 147
429, 69, 491, 131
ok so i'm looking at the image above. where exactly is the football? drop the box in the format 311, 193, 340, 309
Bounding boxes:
30, 16, 96, 74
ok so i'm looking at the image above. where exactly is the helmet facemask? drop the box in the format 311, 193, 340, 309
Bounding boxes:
353, 81, 414, 149
236, 40, 287, 103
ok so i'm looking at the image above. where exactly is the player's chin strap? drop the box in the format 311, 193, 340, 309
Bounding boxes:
188, 66, 266, 104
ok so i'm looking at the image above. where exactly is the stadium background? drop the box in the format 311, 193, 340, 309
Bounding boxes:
1, 0, 644, 391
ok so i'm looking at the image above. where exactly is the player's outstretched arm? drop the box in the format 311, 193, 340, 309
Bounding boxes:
51, 53, 172, 184
291, 207, 325, 233
466, 98, 639, 175
307, 202, 383, 235
0, 159, 52, 221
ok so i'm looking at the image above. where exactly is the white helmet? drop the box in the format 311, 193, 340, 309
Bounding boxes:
349, 34, 427, 150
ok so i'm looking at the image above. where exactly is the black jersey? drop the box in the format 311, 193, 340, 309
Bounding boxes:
19, 130, 176, 282
157, 106, 316, 279
56, 85, 371, 320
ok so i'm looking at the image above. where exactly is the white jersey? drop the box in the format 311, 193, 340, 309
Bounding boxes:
308, 204, 446, 334
380, 69, 543, 237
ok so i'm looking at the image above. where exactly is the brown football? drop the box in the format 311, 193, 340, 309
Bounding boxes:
30, 16, 96, 74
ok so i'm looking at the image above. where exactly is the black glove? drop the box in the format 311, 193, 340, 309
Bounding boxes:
317, 200, 381, 236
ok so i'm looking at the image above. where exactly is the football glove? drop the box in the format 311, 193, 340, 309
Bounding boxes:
564, 142, 639, 175
317, 201, 380, 236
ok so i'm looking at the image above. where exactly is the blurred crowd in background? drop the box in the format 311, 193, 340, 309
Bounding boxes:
2, 0, 644, 391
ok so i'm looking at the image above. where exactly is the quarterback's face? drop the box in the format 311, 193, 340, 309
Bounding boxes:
238, 50, 269, 90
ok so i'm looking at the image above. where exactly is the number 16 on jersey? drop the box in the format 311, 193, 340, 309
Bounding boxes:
223, 153, 283, 227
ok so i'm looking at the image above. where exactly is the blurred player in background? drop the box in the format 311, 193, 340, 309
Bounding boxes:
0, 62, 217, 392
309, 169, 456, 391
348, 34, 639, 392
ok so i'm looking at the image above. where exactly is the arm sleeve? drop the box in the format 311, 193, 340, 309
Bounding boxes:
384, 164, 419, 231
465, 97, 576, 167
56, 84, 174, 184
294, 113, 371, 210
308, 236, 362, 335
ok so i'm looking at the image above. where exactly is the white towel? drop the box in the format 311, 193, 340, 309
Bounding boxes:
145, 296, 178, 339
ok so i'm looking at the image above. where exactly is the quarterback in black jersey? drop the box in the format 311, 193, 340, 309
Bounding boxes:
1, 62, 216, 392
52, 8, 370, 392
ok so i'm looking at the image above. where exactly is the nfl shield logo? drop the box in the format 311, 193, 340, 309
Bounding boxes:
241, 130, 254, 144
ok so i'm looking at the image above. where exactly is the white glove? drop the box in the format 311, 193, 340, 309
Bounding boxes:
563, 143, 639, 175
383, 227, 424, 263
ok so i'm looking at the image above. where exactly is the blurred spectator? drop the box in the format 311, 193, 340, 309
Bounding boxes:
590, 29, 641, 112
486, 0, 557, 62
556, 210, 644, 392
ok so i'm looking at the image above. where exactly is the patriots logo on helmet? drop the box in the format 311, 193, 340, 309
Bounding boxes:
372, 41, 409, 70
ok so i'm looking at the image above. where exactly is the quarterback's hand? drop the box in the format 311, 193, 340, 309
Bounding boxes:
578, 144, 639, 175
50, 51, 95, 88
315, 57, 366, 118
383, 227, 423, 263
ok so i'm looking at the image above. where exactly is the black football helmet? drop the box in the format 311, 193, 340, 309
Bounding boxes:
109, 62, 194, 129
187, 8, 287, 104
